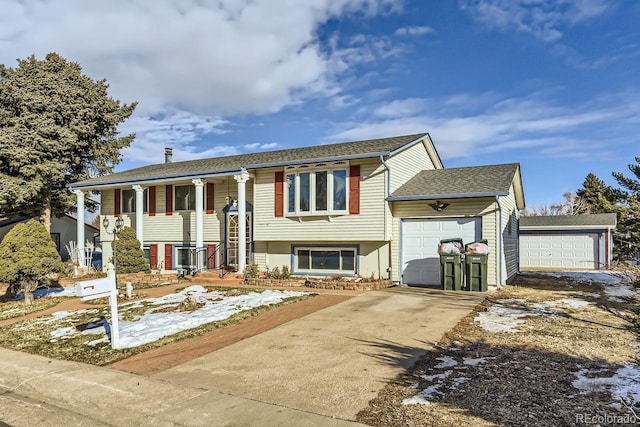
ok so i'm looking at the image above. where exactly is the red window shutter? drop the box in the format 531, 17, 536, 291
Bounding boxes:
114, 189, 121, 217
165, 184, 173, 215
207, 244, 217, 269
206, 183, 215, 214
349, 165, 360, 215
274, 172, 284, 217
164, 244, 173, 270
149, 244, 158, 269
148, 186, 156, 216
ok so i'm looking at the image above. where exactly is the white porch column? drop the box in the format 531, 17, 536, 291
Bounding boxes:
132, 185, 144, 249
234, 170, 250, 273
74, 190, 85, 257
192, 178, 205, 270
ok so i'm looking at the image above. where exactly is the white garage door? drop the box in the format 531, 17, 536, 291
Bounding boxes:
401, 218, 481, 286
520, 234, 598, 270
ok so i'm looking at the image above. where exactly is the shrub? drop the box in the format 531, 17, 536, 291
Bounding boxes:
0, 219, 64, 305
266, 265, 291, 280
114, 227, 150, 274
244, 263, 260, 278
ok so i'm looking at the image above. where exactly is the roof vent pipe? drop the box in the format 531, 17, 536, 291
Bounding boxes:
164, 148, 173, 163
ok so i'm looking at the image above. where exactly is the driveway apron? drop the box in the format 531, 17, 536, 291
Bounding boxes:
155, 287, 484, 421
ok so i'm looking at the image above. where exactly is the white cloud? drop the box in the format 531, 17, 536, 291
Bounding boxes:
395, 26, 434, 36
460, 0, 611, 42
244, 142, 281, 151
0, 0, 404, 163
326, 90, 639, 160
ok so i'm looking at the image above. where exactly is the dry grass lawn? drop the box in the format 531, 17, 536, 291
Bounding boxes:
357, 272, 639, 427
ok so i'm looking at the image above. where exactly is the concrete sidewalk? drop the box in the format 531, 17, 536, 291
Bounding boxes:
0, 286, 483, 426
0, 347, 360, 426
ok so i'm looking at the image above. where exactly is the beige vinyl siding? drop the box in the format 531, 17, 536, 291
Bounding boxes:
101, 179, 247, 245
390, 198, 499, 285
253, 159, 388, 241
252, 240, 391, 277
386, 139, 436, 193
498, 185, 519, 285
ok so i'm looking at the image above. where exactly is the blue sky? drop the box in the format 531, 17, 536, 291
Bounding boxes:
1, 0, 639, 208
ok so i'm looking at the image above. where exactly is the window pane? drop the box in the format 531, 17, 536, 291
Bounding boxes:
333, 170, 347, 211
341, 250, 355, 271
122, 189, 135, 213
177, 248, 191, 266
287, 174, 296, 213
175, 185, 195, 210
311, 250, 340, 270
297, 249, 310, 269
299, 172, 310, 212
315, 171, 327, 211
143, 248, 150, 265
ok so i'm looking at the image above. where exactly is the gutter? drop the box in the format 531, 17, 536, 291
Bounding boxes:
387, 191, 508, 202
496, 195, 504, 288
380, 155, 391, 242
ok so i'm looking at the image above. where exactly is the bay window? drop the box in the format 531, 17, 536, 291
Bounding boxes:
285, 163, 349, 215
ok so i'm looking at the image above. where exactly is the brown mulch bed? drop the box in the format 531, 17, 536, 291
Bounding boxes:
357, 272, 640, 427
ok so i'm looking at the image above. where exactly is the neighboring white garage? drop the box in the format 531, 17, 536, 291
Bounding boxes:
519, 214, 616, 271
401, 217, 481, 285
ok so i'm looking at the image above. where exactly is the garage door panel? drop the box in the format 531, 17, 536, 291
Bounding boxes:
402, 217, 481, 286
520, 233, 598, 270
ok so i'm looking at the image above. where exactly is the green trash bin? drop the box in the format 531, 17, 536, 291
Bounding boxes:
465, 240, 489, 292
439, 238, 463, 291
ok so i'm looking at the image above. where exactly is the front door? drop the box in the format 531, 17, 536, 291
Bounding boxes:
225, 209, 252, 269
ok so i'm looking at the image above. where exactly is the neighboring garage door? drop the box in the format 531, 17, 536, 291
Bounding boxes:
520, 234, 598, 270
401, 217, 481, 286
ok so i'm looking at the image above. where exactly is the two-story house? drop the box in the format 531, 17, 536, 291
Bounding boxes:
70, 133, 525, 288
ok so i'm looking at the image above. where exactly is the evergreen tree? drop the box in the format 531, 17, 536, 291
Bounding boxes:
611, 157, 640, 262
0, 53, 137, 231
576, 173, 618, 213
0, 219, 64, 305
114, 227, 150, 274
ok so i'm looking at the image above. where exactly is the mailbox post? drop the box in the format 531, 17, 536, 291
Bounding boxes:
75, 263, 120, 349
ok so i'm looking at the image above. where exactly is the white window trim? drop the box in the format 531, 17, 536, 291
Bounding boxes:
284, 162, 349, 216
174, 245, 195, 269
293, 246, 357, 275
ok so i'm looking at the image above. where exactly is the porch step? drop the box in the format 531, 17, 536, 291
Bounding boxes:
187, 270, 244, 286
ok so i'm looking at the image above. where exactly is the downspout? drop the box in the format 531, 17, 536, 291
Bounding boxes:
380, 155, 392, 279
495, 196, 504, 288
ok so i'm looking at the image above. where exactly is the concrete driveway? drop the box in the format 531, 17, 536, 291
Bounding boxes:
156, 286, 484, 421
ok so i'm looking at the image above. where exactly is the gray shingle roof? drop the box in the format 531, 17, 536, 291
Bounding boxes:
72, 133, 429, 189
389, 163, 521, 201
520, 213, 617, 228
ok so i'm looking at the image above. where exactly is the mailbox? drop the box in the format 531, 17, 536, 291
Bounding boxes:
75, 277, 114, 301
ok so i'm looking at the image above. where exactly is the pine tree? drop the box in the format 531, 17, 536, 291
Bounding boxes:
114, 227, 150, 274
0, 53, 137, 231
611, 157, 640, 262
576, 173, 618, 213
0, 219, 64, 305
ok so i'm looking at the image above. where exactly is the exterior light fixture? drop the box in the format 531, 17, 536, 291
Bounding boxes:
429, 201, 450, 212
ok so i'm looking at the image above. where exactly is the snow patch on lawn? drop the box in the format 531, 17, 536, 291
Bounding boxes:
44, 286, 309, 349
573, 364, 640, 403
475, 305, 531, 333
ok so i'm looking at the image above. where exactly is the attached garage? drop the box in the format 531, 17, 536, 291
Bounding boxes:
401, 217, 481, 285
389, 163, 526, 289
519, 214, 616, 271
